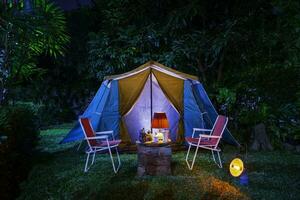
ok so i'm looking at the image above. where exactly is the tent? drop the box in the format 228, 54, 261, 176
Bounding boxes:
61, 61, 239, 146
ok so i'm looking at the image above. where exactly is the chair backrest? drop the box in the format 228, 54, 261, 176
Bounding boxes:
210, 115, 228, 147
79, 118, 99, 147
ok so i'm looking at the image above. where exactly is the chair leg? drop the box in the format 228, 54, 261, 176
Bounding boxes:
185, 144, 192, 170
115, 147, 121, 171
108, 146, 121, 173
216, 151, 222, 168
77, 140, 83, 151
91, 151, 96, 165
211, 150, 216, 163
84, 151, 98, 172
84, 152, 91, 172
211, 150, 222, 168
186, 144, 200, 170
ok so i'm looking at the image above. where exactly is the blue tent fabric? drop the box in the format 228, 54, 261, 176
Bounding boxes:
192, 82, 239, 146
60, 80, 111, 143
183, 80, 204, 138
97, 80, 120, 139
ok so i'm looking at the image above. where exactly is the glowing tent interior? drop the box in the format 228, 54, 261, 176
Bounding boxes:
60, 61, 239, 146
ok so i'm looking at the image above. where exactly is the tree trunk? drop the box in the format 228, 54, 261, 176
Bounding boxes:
250, 123, 273, 151
217, 49, 225, 82
196, 58, 206, 82
0, 24, 11, 105
217, 58, 224, 82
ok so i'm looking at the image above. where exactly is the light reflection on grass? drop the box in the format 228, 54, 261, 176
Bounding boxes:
18, 125, 300, 200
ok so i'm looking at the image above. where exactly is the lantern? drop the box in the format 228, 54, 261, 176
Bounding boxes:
145, 131, 153, 143
229, 158, 244, 177
151, 112, 169, 143
157, 132, 164, 143
152, 112, 169, 128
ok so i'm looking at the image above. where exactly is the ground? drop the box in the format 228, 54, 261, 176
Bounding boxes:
18, 124, 300, 200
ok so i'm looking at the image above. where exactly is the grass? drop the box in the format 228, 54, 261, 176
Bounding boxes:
17, 125, 300, 200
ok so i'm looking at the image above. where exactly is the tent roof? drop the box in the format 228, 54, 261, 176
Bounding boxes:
104, 61, 199, 81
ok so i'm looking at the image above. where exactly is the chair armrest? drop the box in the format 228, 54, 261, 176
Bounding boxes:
199, 134, 221, 139
193, 128, 212, 132
192, 128, 212, 138
95, 131, 115, 140
86, 135, 108, 140
95, 131, 113, 135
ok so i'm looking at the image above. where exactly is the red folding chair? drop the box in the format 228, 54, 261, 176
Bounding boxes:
185, 115, 228, 170
79, 118, 121, 173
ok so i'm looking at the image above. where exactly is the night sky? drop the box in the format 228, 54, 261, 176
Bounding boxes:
51, 0, 92, 11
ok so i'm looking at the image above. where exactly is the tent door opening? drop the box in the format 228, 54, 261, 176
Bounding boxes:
123, 73, 180, 143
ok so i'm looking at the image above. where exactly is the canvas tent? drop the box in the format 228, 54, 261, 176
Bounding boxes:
61, 61, 239, 146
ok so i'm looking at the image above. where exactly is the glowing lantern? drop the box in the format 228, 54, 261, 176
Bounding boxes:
157, 132, 164, 143
151, 112, 169, 129
151, 112, 169, 144
229, 158, 244, 177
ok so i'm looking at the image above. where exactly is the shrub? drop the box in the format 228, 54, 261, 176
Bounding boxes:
0, 104, 39, 154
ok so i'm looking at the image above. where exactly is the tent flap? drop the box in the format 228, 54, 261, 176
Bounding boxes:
152, 69, 185, 142
118, 68, 150, 142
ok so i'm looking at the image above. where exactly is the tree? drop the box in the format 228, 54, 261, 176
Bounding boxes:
0, 0, 69, 104
86, 0, 300, 145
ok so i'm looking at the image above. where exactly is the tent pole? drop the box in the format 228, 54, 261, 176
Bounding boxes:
150, 68, 153, 133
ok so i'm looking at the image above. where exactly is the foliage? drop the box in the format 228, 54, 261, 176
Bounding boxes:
0, 103, 40, 199
216, 88, 236, 115
84, 0, 300, 145
0, 104, 39, 154
0, 0, 69, 103
17, 127, 300, 199
268, 104, 300, 146
10, 7, 100, 125
4, 0, 300, 146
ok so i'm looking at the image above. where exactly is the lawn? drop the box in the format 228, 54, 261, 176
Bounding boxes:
18, 125, 300, 200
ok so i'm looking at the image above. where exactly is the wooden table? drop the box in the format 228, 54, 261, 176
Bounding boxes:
136, 141, 172, 176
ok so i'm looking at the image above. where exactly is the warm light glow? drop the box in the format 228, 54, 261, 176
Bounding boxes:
229, 158, 244, 177
157, 132, 164, 143
233, 165, 240, 171
152, 112, 169, 128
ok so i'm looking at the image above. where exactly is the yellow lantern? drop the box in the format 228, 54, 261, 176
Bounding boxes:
229, 158, 244, 177
157, 132, 164, 143
145, 132, 153, 143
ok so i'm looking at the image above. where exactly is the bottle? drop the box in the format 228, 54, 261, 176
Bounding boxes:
139, 128, 145, 142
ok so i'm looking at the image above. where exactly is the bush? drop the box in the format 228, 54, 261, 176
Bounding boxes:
0, 104, 40, 199
13, 101, 76, 128
0, 104, 39, 154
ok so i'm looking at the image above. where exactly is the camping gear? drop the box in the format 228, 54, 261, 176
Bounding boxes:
185, 115, 228, 170
239, 172, 249, 186
61, 61, 238, 147
151, 112, 169, 129
152, 112, 169, 143
229, 158, 244, 177
139, 128, 146, 142
79, 118, 121, 173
